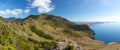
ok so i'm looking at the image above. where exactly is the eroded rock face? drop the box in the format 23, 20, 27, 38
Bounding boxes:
52, 40, 82, 50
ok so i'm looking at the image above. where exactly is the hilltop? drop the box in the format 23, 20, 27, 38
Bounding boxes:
1, 14, 120, 50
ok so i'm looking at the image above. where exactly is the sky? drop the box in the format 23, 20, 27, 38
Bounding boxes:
0, 0, 120, 22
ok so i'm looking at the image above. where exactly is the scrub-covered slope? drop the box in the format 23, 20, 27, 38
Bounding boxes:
0, 14, 107, 50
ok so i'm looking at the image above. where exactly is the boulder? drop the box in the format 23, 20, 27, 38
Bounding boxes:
52, 40, 82, 50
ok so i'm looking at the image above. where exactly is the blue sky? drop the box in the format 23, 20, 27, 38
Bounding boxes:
0, 0, 120, 22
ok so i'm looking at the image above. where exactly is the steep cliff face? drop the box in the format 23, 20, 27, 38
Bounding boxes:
0, 14, 107, 50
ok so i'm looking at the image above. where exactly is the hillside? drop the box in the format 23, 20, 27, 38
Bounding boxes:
1, 14, 120, 50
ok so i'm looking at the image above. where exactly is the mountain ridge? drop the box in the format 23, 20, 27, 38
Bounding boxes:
1, 14, 120, 50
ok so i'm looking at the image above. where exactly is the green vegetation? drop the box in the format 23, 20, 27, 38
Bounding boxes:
28, 37, 39, 44
64, 45, 74, 50
39, 14, 74, 29
63, 29, 73, 33
41, 41, 56, 50
30, 25, 54, 40
28, 37, 56, 50
0, 14, 96, 50
0, 46, 16, 50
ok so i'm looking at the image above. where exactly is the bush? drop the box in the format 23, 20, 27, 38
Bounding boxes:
28, 38, 57, 50
41, 41, 56, 50
0, 46, 16, 50
30, 25, 54, 40
64, 45, 74, 50
28, 37, 39, 43
63, 29, 71, 33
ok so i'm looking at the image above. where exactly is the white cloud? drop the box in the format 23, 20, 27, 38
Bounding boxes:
0, 9, 22, 15
0, 9, 30, 16
28, 0, 54, 13
24, 9, 30, 13
0, 0, 54, 16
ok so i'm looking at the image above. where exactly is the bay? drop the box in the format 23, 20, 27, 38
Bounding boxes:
90, 23, 120, 43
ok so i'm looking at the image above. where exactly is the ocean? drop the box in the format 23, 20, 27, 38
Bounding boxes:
90, 23, 120, 43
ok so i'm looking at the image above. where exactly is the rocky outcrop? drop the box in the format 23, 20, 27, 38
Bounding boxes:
52, 40, 82, 50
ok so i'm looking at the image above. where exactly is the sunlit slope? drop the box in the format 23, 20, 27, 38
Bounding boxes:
0, 14, 108, 50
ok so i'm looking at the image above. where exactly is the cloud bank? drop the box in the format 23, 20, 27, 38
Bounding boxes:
0, 9, 30, 15
0, 0, 54, 16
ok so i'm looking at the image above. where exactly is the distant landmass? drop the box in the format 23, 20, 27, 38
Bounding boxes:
75, 21, 115, 26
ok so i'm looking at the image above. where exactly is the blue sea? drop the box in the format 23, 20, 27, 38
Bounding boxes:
90, 23, 120, 43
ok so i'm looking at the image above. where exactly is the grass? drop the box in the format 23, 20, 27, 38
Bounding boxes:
30, 25, 54, 40
28, 37, 56, 50
0, 45, 16, 50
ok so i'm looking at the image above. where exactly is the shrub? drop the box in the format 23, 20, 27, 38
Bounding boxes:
41, 41, 56, 50
63, 29, 71, 33
30, 25, 54, 40
28, 37, 39, 43
7, 46, 16, 50
64, 45, 74, 50
0, 46, 16, 50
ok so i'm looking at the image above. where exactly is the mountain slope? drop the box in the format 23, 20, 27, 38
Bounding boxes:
0, 14, 112, 50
